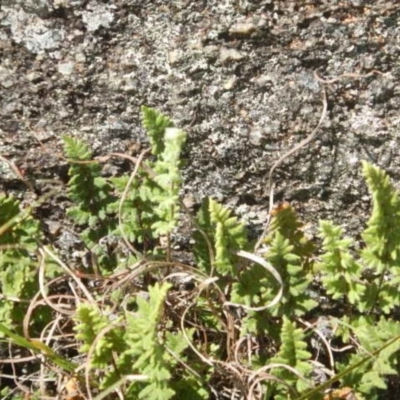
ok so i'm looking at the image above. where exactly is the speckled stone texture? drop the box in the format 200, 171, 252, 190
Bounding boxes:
1, 0, 400, 242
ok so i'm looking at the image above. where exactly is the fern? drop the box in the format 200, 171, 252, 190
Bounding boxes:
63, 135, 115, 228
337, 317, 400, 399
110, 174, 160, 248
141, 105, 174, 155
265, 232, 317, 317
231, 204, 315, 339
150, 127, 187, 236
74, 283, 195, 399
192, 198, 214, 274
208, 198, 247, 275
7, 108, 400, 400
361, 161, 400, 269
74, 305, 125, 368
110, 109, 186, 247
193, 198, 248, 277
266, 203, 316, 271
269, 317, 313, 398
122, 283, 181, 399
0, 195, 41, 331
63, 136, 117, 269
317, 221, 365, 305
359, 161, 400, 313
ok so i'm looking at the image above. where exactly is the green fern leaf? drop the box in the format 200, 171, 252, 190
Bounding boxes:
360, 162, 400, 312
0, 195, 41, 330
271, 317, 313, 396
265, 232, 317, 317
318, 220, 365, 305
121, 283, 177, 399
208, 198, 247, 275
361, 161, 400, 270
63, 136, 117, 270
141, 106, 174, 155
151, 127, 187, 236
339, 316, 400, 398
265, 203, 316, 271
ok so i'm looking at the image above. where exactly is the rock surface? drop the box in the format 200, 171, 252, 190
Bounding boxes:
1, 0, 400, 242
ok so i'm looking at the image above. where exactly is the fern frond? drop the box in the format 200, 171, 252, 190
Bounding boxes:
266, 203, 316, 270
361, 161, 400, 271
147, 127, 186, 236
338, 316, 400, 398
74, 305, 118, 363
270, 317, 313, 397
209, 198, 247, 275
0, 195, 41, 330
360, 161, 400, 312
192, 198, 214, 274
121, 282, 176, 399
63, 136, 117, 269
141, 106, 174, 155
63, 136, 109, 208
265, 232, 317, 317
318, 220, 365, 305
111, 174, 159, 246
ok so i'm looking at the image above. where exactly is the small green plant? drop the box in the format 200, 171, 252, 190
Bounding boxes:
1, 108, 400, 399
73, 283, 197, 399
0, 195, 42, 331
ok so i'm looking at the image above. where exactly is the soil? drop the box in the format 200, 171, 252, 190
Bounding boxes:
1, 0, 400, 398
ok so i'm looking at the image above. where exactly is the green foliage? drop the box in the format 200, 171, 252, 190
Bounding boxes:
265, 231, 317, 317
74, 304, 125, 366
63, 136, 116, 225
109, 108, 187, 252
230, 202, 317, 340
123, 283, 177, 399
63, 135, 117, 269
234, 203, 317, 319
150, 126, 187, 236
141, 105, 174, 155
74, 283, 197, 400
361, 161, 400, 269
0, 195, 41, 331
337, 317, 400, 399
110, 173, 159, 246
4, 103, 400, 400
266, 202, 316, 271
269, 317, 313, 398
359, 161, 400, 313
317, 221, 365, 305
209, 198, 247, 275
192, 198, 214, 274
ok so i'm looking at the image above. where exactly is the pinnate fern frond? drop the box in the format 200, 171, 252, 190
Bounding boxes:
63, 136, 116, 269
0, 195, 41, 329
359, 162, 400, 313
0, 194, 40, 249
265, 232, 317, 317
209, 198, 247, 275
270, 317, 313, 397
361, 161, 400, 272
192, 198, 214, 274
111, 174, 159, 245
266, 203, 315, 269
151, 127, 187, 236
318, 220, 365, 305
63, 136, 114, 222
338, 316, 400, 399
141, 105, 174, 155
74, 305, 124, 367
74, 283, 189, 399
122, 282, 176, 399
